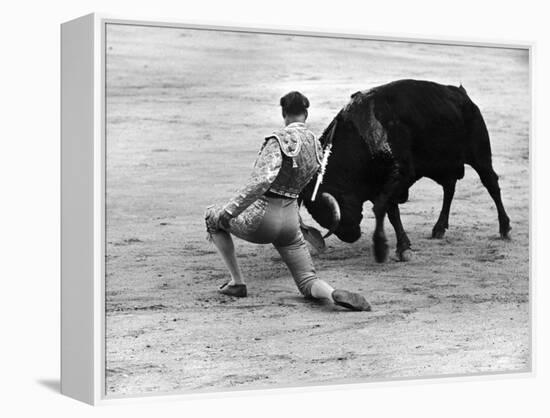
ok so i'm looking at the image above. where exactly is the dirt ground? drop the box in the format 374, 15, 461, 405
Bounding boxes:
105, 24, 530, 396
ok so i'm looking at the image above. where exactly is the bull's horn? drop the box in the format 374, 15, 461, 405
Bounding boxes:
321, 192, 341, 238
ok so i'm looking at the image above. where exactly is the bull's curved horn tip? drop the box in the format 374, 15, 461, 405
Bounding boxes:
320, 192, 341, 236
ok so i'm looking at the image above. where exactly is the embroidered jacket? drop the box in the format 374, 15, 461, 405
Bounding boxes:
223, 122, 322, 217
267, 122, 322, 198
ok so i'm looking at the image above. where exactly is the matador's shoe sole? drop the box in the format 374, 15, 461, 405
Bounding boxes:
219, 282, 247, 298
332, 289, 371, 311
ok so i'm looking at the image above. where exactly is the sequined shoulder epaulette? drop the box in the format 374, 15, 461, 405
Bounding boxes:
265, 127, 304, 158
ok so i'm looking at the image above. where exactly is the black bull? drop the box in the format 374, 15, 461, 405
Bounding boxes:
300, 79, 511, 262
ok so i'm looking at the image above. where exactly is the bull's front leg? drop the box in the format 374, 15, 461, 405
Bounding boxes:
372, 161, 407, 262
372, 195, 391, 262
387, 203, 412, 261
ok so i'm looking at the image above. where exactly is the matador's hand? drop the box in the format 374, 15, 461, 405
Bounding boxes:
205, 206, 232, 233
218, 210, 232, 230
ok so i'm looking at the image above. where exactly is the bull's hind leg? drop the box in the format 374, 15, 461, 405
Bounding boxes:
387, 203, 412, 261
472, 164, 511, 238
432, 179, 457, 239
466, 105, 511, 238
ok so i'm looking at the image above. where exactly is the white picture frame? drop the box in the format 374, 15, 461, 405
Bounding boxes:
61, 13, 533, 405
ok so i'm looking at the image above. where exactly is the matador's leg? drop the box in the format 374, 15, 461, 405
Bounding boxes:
205, 205, 247, 290
210, 230, 245, 286
205, 199, 270, 296
274, 230, 371, 311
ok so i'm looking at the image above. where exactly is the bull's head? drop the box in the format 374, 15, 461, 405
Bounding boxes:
301, 182, 363, 244
299, 112, 368, 247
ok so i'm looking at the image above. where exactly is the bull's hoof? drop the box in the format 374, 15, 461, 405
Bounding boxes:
431, 227, 446, 239
397, 249, 413, 262
373, 239, 389, 263
500, 225, 512, 240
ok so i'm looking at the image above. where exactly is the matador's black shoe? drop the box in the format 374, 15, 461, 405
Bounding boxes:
219, 281, 247, 298
332, 289, 371, 311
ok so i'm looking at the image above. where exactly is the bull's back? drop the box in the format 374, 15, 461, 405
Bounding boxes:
320, 79, 491, 196
370, 80, 472, 135
370, 79, 485, 180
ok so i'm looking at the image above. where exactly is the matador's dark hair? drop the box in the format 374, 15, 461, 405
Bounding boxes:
280, 91, 310, 116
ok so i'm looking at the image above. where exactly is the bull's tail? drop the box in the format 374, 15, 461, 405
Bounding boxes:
465, 103, 493, 167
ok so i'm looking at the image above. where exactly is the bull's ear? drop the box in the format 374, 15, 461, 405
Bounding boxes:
300, 223, 326, 253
